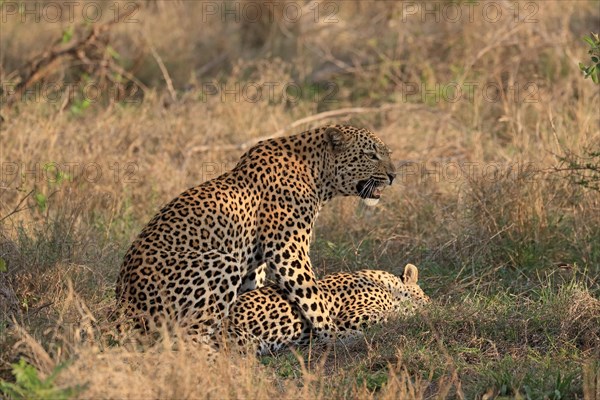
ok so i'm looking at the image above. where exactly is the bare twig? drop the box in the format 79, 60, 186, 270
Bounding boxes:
0, 189, 34, 222
149, 45, 177, 102
29, 302, 55, 316
196, 53, 229, 78
2, 6, 140, 109
109, 63, 150, 93
186, 103, 429, 155
3, 24, 109, 107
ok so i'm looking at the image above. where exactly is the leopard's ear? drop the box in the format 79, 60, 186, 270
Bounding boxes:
402, 263, 419, 284
325, 127, 351, 153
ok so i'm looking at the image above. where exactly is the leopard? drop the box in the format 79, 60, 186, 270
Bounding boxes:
114, 125, 396, 343
225, 263, 430, 355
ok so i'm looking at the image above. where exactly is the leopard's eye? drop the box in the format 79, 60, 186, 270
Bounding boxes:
364, 151, 380, 161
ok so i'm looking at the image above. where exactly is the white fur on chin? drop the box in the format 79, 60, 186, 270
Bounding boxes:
362, 198, 380, 207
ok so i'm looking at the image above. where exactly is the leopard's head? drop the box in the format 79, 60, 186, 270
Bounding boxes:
399, 263, 430, 306
325, 125, 396, 206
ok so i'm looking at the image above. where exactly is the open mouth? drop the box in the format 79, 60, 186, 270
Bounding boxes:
356, 179, 387, 199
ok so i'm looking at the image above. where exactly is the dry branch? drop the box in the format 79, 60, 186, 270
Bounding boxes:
186, 103, 433, 155
2, 7, 139, 109
3, 25, 107, 107
149, 45, 177, 102
0, 189, 34, 222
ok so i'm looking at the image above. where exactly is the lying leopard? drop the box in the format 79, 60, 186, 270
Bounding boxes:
115, 125, 396, 342
226, 263, 430, 355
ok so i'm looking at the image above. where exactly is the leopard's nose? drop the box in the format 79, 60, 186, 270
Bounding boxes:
387, 173, 396, 184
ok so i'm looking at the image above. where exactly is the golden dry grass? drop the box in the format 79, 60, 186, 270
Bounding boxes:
1, 1, 599, 398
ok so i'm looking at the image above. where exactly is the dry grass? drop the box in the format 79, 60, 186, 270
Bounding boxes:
1, 1, 599, 398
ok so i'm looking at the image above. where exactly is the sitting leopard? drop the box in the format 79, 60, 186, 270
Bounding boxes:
226, 263, 430, 355
115, 125, 396, 342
